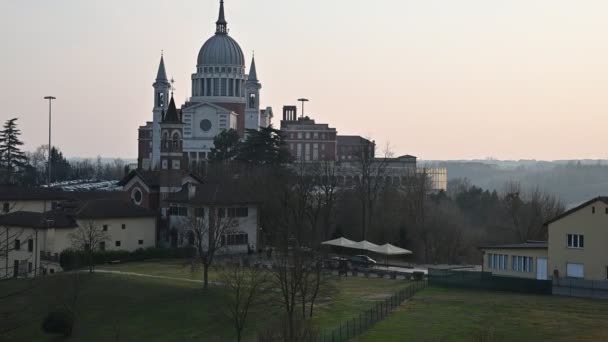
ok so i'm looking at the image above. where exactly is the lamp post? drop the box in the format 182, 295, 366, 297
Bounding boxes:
43, 96, 56, 188
297, 98, 309, 119
41, 96, 55, 277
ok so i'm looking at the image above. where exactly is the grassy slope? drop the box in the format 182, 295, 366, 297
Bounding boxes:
1, 261, 410, 341
357, 287, 608, 342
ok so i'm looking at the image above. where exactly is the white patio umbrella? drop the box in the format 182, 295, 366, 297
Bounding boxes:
321, 237, 357, 248
371, 244, 413, 256
370, 243, 413, 268
349, 240, 381, 252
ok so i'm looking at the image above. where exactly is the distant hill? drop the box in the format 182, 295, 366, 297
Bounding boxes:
421, 160, 608, 206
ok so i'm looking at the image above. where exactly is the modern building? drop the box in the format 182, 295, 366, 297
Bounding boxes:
281, 106, 338, 162
0, 199, 156, 278
481, 196, 608, 282
337, 136, 375, 162
138, 0, 271, 170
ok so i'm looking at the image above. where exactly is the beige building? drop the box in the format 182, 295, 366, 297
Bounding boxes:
481, 242, 549, 280
546, 197, 608, 281
0, 199, 156, 279
481, 196, 608, 282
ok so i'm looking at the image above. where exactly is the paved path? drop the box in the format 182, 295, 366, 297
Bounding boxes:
92, 269, 222, 285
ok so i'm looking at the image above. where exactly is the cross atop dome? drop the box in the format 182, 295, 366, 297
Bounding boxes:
216, 0, 228, 34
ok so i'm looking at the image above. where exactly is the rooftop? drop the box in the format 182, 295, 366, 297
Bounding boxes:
479, 241, 548, 250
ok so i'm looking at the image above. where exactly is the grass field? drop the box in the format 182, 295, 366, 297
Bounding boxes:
356, 287, 608, 342
0, 260, 409, 341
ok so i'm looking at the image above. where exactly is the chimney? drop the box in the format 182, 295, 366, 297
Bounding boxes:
282, 105, 297, 121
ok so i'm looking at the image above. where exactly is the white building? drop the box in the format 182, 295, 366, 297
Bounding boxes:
139, 0, 271, 170
165, 183, 259, 254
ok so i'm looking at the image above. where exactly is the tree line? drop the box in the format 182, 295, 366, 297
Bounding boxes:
0, 118, 128, 186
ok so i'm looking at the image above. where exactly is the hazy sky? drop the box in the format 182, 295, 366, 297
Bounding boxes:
2, 0, 608, 160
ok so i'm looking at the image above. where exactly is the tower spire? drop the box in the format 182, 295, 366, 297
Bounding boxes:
156, 54, 168, 81
248, 55, 258, 82
216, 0, 228, 34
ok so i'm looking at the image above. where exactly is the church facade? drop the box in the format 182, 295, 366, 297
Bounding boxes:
138, 0, 271, 171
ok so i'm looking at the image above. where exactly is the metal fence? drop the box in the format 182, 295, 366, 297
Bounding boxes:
428, 268, 552, 295
553, 278, 608, 299
317, 280, 427, 342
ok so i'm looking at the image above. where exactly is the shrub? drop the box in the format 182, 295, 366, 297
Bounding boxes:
60, 247, 197, 271
42, 310, 74, 337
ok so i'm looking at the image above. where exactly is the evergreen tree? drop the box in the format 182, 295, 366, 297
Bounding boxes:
0, 118, 28, 184
209, 129, 241, 162
237, 125, 291, 165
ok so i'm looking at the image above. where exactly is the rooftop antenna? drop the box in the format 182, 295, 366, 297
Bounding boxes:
297, 98, 309, 119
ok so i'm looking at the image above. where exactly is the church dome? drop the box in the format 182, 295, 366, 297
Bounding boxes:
197, 34, 245, 67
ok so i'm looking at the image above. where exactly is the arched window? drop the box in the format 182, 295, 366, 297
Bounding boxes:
249, 93, 256, 108
173, 132, 180, 148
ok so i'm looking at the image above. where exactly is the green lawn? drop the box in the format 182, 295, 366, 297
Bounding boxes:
97, 258, 221, 282
356, 287, 608, 342
0, 261, 411, 341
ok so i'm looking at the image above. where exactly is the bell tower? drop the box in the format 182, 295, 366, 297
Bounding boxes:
152, 54, 171, 170
245, 55, 262, 132
160, 94, 185, 171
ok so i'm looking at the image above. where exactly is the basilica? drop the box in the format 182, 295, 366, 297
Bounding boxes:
137, 0, 272, 170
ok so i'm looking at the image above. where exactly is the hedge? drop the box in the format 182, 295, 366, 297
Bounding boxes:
60, 247, 197, 271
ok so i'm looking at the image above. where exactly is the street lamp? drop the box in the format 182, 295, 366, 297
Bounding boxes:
297, 98, 309, 119
43, 96, 56, 188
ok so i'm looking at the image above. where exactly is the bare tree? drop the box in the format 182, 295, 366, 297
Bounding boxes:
503, 182, 564, 241
220, 265, 269, 342
69, 220, 110, 273
179, 207, 237, 289
353, 141, 392, 240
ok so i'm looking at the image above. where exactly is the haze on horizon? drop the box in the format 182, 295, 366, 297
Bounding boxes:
1, 0, 607, 161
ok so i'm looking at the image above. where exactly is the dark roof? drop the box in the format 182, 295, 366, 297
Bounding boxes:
544, 197, 608, 226
76, 199, 156, 219
166, 183, 259, 206
479, 241, 548, 250
0, 211, 77, 229
119, 170, 203, 189
0, 186, 72, 201
162, 96, 181, 123
0, 186, 126, 203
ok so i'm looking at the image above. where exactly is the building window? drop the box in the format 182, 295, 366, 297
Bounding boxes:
235, 207, 248, 217
103, 225, 108, 232
592, 206, 596, 214
206, 78, 212, 96
132, 188, 143, 205
567, 234, 584, 248
169, 206, 188, 217
221, 78, 227, 96
229, 79, 234, 96
115, 241, 121, 247
14, 239, 20, 251
172, 160, 181, 170
138, 240, 144, 245
221, 233, 248, 246
28, 262, 32, 274
122, 224, 126, 230
162, 160, 168, 170
195, 208, 205, 218
28, 239, 33, 252
511, 256, 534, 273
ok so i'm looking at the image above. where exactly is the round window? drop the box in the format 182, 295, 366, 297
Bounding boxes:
132, 188, 143, 205
200, 119, 212, 132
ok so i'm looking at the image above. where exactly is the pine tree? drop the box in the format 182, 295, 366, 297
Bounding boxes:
0, 118, 28, 184
237, 125, 291, 165
209, 129, 241, 162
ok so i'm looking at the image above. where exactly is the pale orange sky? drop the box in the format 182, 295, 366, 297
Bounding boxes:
1, 0, 607, 160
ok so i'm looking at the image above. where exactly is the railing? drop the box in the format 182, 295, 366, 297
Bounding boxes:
553, 278, 608, 299
317, 280, 427, 342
